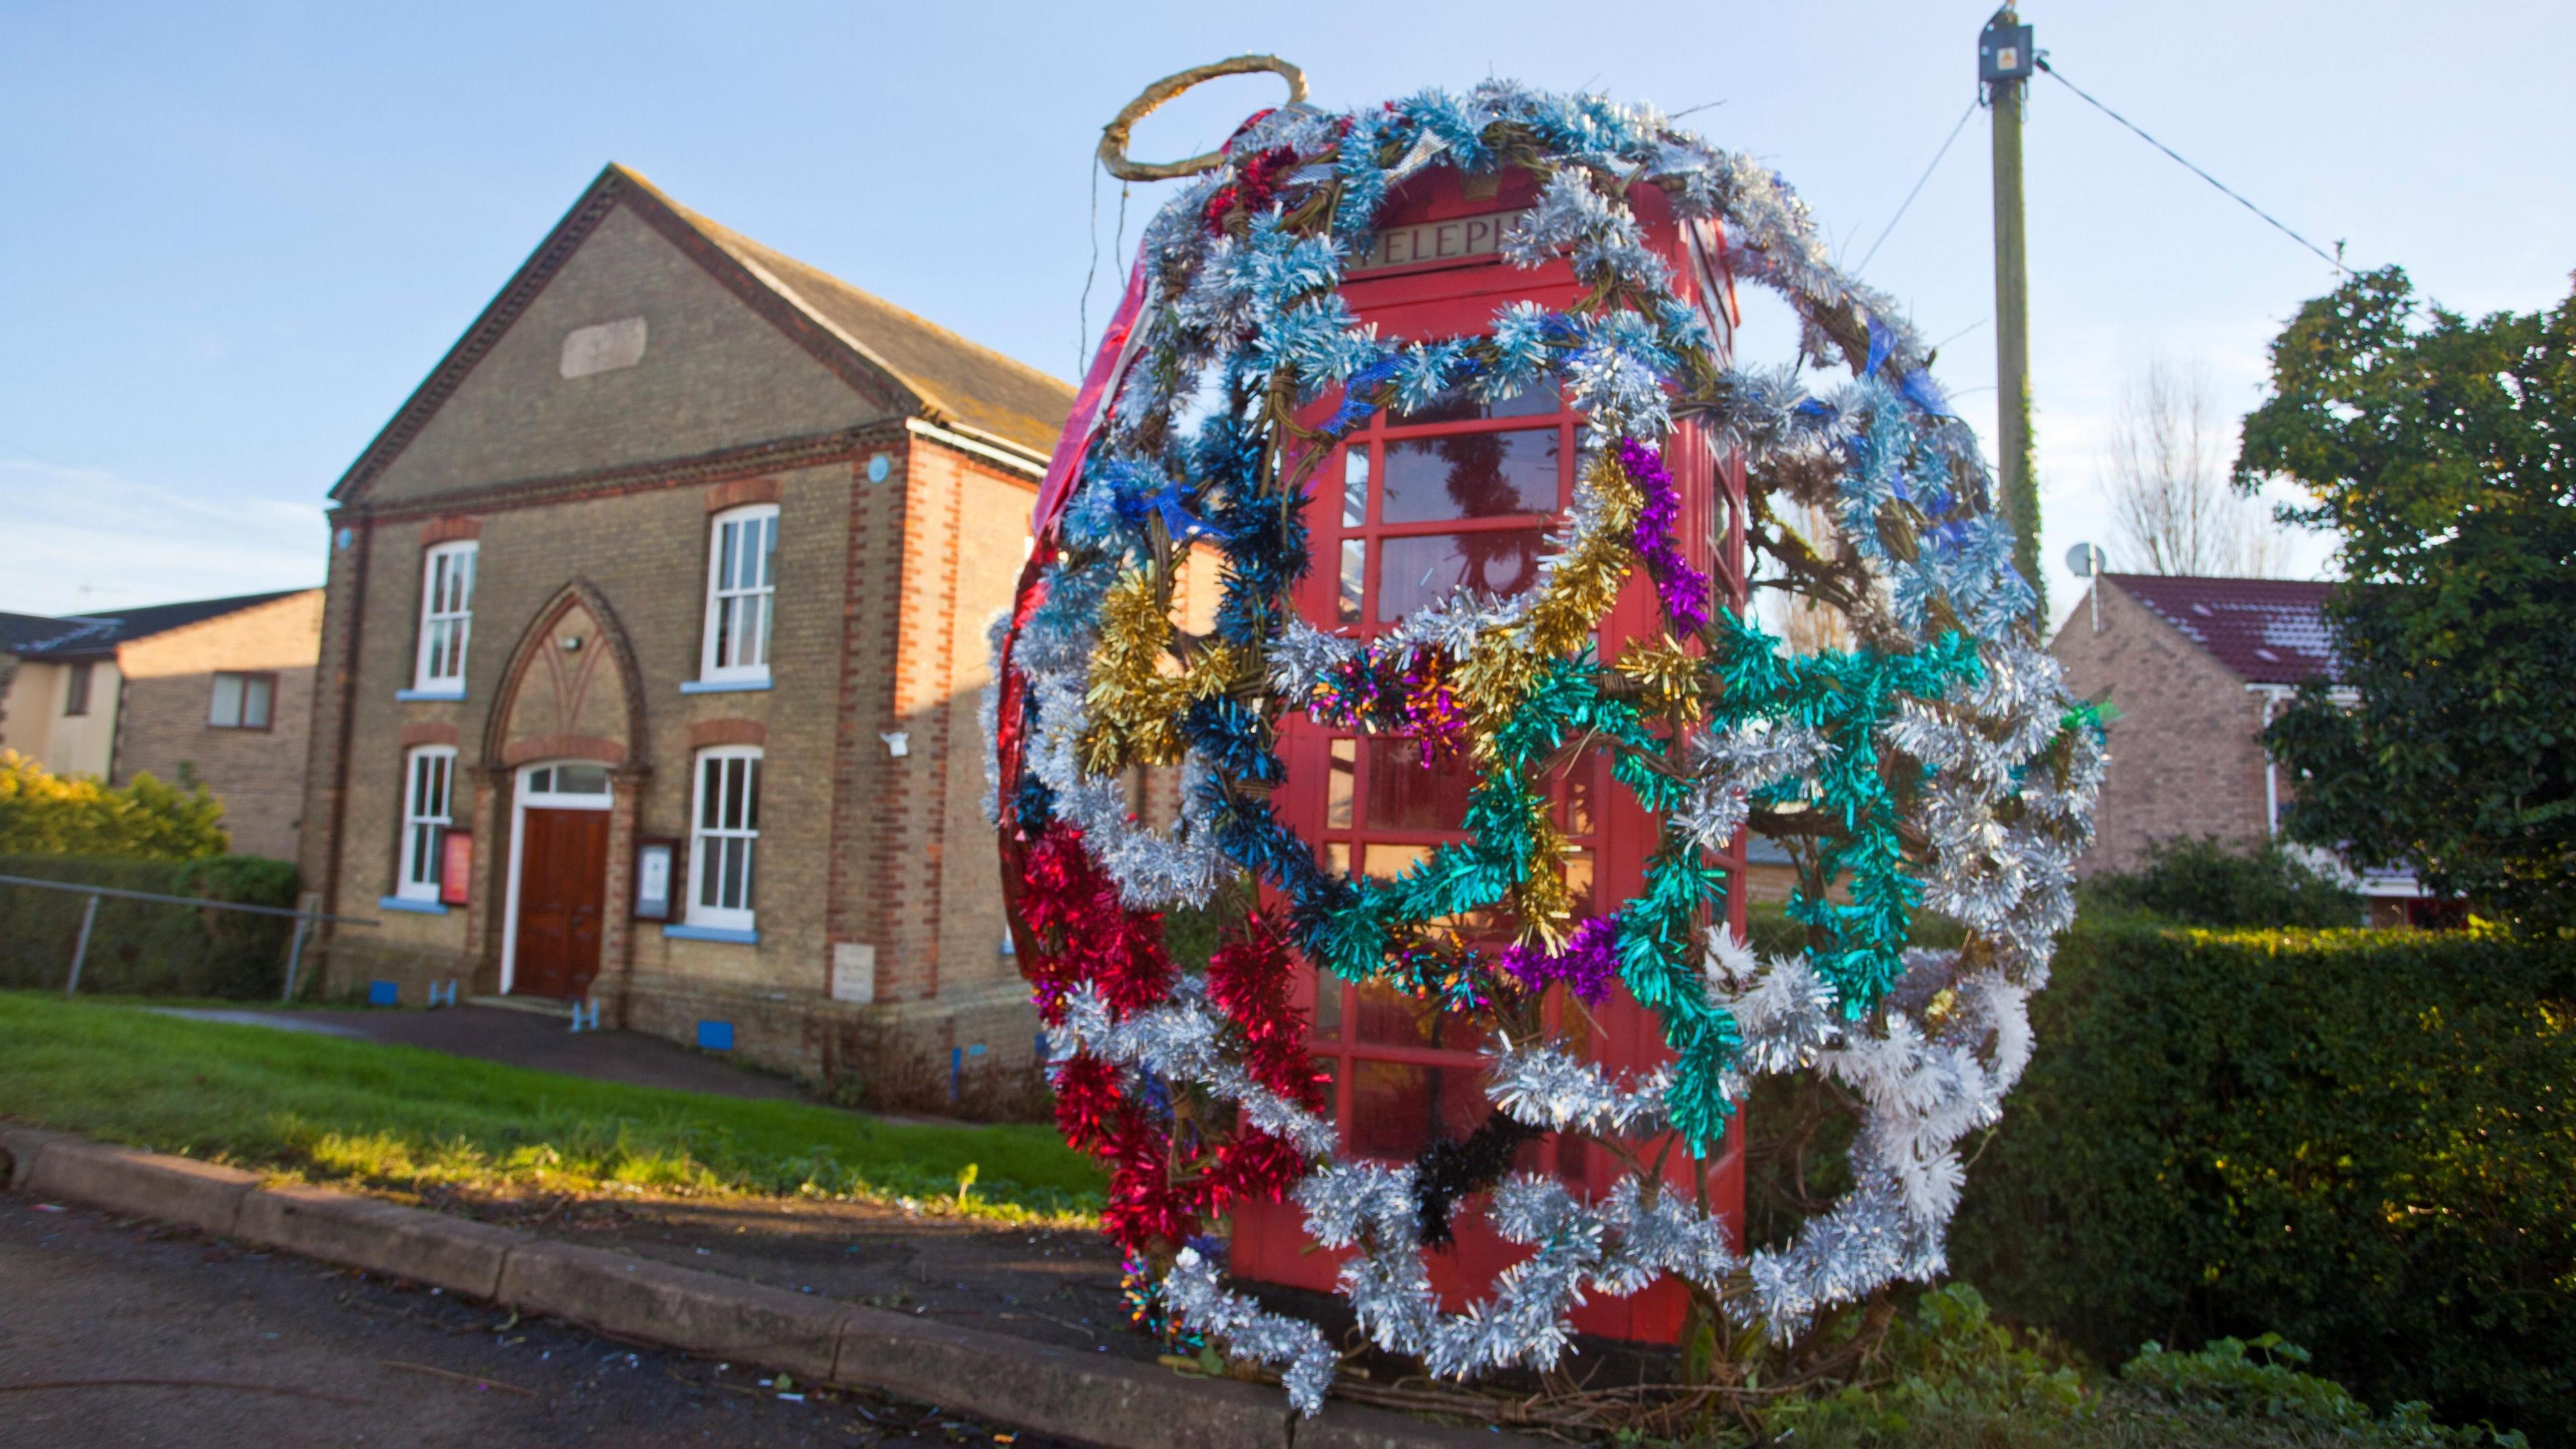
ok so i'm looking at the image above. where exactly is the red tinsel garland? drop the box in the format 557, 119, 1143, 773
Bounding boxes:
1016, 825, 1323, 1250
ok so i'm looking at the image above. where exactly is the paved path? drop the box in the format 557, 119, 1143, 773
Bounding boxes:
150, 1005, 811, 1104
0, 1195, 1069, 1448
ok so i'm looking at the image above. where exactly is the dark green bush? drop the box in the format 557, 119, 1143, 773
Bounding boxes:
0, 853, 300, 998
1949, 924, 2575, 1442
2079, 837, 2365, 928
1756, 1287, 2521, 1448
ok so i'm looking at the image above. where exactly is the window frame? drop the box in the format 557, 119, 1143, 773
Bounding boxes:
413, 540, 478, 696
395, 744, 458, 902
697, 504, 780, 685
62, 660, 94, 716
684, 745, 763, 932
207, 671, 278, 731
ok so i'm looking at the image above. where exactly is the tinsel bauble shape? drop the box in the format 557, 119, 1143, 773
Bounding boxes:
984, 76, 2105, 1417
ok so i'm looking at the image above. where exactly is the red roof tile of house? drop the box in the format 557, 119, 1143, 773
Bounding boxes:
2108, 574, 2338, 684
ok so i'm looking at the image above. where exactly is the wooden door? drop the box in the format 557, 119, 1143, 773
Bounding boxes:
515, 808, 608, 1000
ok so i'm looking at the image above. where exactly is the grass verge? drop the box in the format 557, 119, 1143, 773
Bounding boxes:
0, 991, 1102, 1222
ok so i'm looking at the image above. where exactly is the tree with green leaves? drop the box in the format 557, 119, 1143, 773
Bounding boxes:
2235, 266, 2575, 930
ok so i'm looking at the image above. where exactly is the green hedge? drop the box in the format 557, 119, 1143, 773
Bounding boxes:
1950, 924, 2575, 1442
0, 853, 301, 999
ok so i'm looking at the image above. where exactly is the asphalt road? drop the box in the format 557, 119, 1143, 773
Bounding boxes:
0, 1196, 1067, 1448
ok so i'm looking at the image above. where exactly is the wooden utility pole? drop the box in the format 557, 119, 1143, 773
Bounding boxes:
1982, 7, 2044, 614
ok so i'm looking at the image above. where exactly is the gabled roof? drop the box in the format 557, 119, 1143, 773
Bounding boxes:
0, 612, 62, 657
5, 590, 313, 661
642, 178, 1076, 460
332, 164, 1072, 502
2110, 574, 2337, 684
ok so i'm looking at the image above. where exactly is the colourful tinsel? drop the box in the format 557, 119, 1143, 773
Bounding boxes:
1620, 438, 1711, 635
1499, 914, 1622, 1005
1398, 649, 1468, 763
988, 78, 2099, 1419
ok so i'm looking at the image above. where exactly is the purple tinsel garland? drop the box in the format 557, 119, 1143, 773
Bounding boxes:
1618, 438, 1711, 634
1499, 916, 1621, 1005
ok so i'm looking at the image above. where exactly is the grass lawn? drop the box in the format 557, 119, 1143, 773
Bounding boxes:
0, 991, 1103, 1220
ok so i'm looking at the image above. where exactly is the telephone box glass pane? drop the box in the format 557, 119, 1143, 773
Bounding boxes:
1354, 979, 1490, 1051
1326, 739, 1356, 828
1350, 1059, 1491, 1160
1338, 540, 1366, 624
1381, 429, 1558, 523
1360, 842, 1431, 880
1394, 380, 1560, 424
1342, 449, 1370, 528
1376, 531, 1544, 620
1364, 739, 1472, 832
1311, 983, 1342, 1040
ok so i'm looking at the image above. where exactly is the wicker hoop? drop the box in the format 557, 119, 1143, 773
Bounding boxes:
1096, 54, 1309, 182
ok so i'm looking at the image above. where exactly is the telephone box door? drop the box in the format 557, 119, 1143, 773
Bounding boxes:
1230, 164, 1750, 1345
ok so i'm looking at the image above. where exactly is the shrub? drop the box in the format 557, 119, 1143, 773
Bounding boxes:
1754, 1287, 2522, 1448
0, 750, 228, 859
0, 853, 299, 998
2079, 837, 2363, 929
1949, 923, 2575, 1442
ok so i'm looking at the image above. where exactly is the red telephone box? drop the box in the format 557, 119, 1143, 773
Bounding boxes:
1228, 164, 1752, 1345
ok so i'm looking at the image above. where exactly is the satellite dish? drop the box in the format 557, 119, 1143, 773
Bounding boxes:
2063, 542, 2108, 578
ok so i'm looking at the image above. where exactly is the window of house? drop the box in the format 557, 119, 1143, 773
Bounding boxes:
63, 661, 94, 716
208, 672, 276, 730
414, 541, 477, 694
396, 745, 457, 901
698, 505, 777, 683
686, 746, 761, 930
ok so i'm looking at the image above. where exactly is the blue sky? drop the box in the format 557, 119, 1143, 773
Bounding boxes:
5, 1, 2571, 627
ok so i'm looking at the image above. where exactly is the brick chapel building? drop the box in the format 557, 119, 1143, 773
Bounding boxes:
299, 164, 1074, 1077
2048, 572, 2431, 925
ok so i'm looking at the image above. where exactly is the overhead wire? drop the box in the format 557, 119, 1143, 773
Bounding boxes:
1855, 95, 1981, 276
2035, 57, 2349, 274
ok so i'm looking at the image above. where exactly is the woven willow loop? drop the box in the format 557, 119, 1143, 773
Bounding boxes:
1096, 54, 1311, 182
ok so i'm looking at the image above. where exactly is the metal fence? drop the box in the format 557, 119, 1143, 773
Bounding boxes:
0, 872, 378, 1002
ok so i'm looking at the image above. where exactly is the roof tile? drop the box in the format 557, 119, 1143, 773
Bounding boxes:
2110, 574, 2339, 684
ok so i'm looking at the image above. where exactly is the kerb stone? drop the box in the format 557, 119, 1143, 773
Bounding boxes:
21, 1139, 258, 1237
0, 1124, 85, 1191
237, 1183, 520, 1299
497, 1240, 845, 1383
833, 1307, 1291, 1449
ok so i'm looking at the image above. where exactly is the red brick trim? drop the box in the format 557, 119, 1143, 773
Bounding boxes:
329, 178, 622, 504
704, 476, 782, 513
499, 733, 627, 767
686, 718, 767, 749
398, 722, 460, 749
421, 517, 482, 545
347, 424, 901, 527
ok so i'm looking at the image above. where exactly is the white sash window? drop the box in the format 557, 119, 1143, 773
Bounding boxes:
698, 505, 777, 684
686, 747, 761, 930
396, 745, 457, 901
414, 542, 476, 694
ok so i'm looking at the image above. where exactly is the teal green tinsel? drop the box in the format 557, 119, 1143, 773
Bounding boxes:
1703, 617, 1984, 1018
